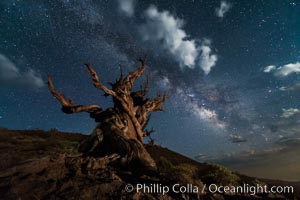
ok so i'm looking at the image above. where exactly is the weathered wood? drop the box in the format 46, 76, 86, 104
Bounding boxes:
48, 75, 103, 114
48, 59, 167, 173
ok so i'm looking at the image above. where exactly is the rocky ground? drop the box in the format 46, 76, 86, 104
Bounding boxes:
0, 128, 299, 199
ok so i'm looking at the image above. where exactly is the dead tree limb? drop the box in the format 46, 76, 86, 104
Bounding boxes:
48, 58, 167, 174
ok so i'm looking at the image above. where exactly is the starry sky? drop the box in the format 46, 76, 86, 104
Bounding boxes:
1, 0, 300, 180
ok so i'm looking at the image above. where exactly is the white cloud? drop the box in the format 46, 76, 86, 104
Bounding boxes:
0, 54, 44, 88
263, 65, 276, 73
279, 86, 287, 91
279, 83, 300, 91
142, 6, 198, 68
275, 62, 300, 77
141, 6, 217, 75
215, 1, 232, 18
22, 68, 44, 88
0, 54, 19, 81
118, 0, 135, 16
229, 134, 247, 143
264, 62, 300, 77
199, 40, 218, 74
281, 108, 300, 118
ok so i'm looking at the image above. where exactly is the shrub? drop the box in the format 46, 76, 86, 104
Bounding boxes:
158, 157, 204, 190
200, 163, 240, 186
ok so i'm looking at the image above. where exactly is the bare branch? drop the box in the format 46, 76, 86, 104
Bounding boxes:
147, 91, 168, 112
130, 75, 150, 107
118, 64, 123, 81
144, 127, 155, 137
123, 57, 147, 92
136, 90, 168, 129
142, 114, 151, 129
85, 63, 116, 97
148, 137, 155, 146
48, 75, 102, 114
48, 75, 72, 107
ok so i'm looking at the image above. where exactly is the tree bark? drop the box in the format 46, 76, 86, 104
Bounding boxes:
48, 58, 167, 174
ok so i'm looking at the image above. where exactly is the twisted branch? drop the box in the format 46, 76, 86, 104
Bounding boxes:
48, 75, 102, 114
85, 63, 117, 97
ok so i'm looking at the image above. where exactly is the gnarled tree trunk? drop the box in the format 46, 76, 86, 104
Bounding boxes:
48, 58, 167, 174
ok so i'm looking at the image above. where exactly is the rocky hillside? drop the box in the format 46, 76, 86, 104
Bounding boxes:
0, 128, 299, 199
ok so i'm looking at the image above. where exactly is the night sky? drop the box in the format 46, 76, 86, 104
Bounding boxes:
1, 0, 300, 180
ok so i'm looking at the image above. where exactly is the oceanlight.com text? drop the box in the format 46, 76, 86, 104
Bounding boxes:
207, 183, 294, 196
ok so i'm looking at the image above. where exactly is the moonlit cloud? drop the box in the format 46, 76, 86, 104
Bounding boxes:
229, 134, 247, 143
215, 1, 232, 18
263, 65, 276, 73
0, 54, 19, 81
118, 0, 135, 16
276, 137, 300, 147
142, 6, 198, 68
279, 83, 300, 91
264, 62, 300, 77
141, 5, 217, 75
0, 54, 44, 88
281, 108, 300, 118
195, 153, 212, 161
275, 62, 300, 76
279, 86, 287, 91
199, 40, 218, 74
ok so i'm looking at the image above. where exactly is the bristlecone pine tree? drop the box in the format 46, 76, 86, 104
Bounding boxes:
48, 58, 167, 173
